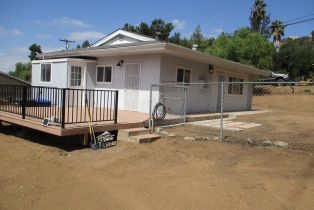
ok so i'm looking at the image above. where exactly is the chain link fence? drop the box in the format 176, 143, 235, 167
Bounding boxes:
149, 82, 314, 147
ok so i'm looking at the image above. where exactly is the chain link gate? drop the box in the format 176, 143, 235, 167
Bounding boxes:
150, 84, 187, 126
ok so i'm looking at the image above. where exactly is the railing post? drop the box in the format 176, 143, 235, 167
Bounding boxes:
114, 90, 119, 124
148, 85, 153, 130
184, 86, 187, 123
219, 82, 224, 141
61, 88, 66, 128
22, 86, 27, 119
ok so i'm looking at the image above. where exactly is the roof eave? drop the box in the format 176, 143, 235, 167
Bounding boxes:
164, 43, 271, 77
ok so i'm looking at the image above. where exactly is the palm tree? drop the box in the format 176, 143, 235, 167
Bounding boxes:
250, 0, 267, 32
271, 20, 285, 52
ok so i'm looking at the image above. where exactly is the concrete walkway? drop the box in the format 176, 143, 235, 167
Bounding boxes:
188, 110, 266, 131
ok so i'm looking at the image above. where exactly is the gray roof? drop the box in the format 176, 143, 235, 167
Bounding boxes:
0, 71, 31, 85
37, 40, 161, 59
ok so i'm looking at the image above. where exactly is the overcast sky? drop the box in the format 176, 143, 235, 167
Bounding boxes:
0, 0, 313, 72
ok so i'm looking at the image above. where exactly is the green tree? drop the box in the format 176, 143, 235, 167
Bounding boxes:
76, 44, 81, 48
191, 25, 204, 45
169, 32, 182, 45
260, 14, 271, 38
123, 19, 173, 41
250, 0, 267, 32
150, 18, 174, 41
189, 25, 215, 52
82, 40, 90, 48
28, 44, 42, 60
273, 38, 314, 80
206, 28, 274, 70
136, 22, 152, 36
123, 23, 136, 32
9, 62, 32, 81
271, 19, 285, 52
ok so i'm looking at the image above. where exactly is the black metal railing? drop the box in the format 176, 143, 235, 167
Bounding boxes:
0, 84, 119, 128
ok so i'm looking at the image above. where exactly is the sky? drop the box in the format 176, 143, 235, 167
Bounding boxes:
0, 0, 313, 72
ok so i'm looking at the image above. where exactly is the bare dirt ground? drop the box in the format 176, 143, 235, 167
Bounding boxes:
0, 94, 314, 210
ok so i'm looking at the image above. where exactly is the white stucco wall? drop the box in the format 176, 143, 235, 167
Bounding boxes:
160, 54, 253, 113
32, 60, 68, 88
92, 54, 161, 113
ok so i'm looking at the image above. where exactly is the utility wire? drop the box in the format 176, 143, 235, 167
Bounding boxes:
283, 13, 314, 24
283, 17, 314, 27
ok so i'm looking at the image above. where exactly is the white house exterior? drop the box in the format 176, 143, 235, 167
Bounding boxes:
32, 29, 270, 114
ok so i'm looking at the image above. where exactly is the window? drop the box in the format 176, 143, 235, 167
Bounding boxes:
70, 66, 82, 86
41, 64, 51, 82
96, 66, 112, 83
228, 77, 243, 95
176, 68, 191, 84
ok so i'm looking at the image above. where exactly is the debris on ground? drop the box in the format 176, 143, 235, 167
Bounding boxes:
247, 138, 254, 144
273, 141, 289, 148
184, 136, 195, 141
262, 140, 273, 146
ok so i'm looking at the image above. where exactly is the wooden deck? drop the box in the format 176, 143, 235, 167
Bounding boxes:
0, 109, 225, 137
0, 110, 149, 136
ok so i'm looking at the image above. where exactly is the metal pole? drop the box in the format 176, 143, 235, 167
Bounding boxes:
219, 82, 224, 140
22, 86, 27, 119
184, 86, 187, 123
148, 85, 153, 130
114, 90, 119, 124
61, 88, 66, 128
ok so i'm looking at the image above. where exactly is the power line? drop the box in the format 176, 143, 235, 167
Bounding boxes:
283, 13, 314, 24
283, 17, 314, 27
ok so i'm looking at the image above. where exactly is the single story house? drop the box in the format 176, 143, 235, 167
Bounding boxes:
32, 29, 270, 114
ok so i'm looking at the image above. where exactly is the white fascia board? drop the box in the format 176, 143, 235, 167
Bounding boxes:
40, 43, 166, 58
91, 29, 155, 47
32, 58, 96, 64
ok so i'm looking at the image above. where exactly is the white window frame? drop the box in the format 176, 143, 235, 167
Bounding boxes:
70, 65, 83, 87
228, 76, 244, 95
40, 63, 52, 83
96, 65, 113, 84
176, 66, 192, 85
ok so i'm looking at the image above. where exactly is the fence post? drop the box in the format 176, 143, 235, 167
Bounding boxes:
219, 82, 224, 141
61, 88, 66, 128
148, 85, 153, 130
21, 86, 27, 119
184, 86, 187, 123
114, 90, 119, 124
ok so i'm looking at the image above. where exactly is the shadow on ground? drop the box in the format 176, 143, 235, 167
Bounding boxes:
0, 123, 87, 152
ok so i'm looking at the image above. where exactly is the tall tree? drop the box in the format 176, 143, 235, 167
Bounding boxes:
250, 0, 267, 32
28, 44, 42, 60
190, 25, 204, 45
123, 23, 136, 32
206, 28, 274, 70
9, 62, 32, 81
123, 19, 173, 41
271, 19, 285, 52
82, 40, 90, 48
136, 22, 152, 36
149, 18, 174, 41
273, 38, 314, 80
169, 32, 182, 45
259, 14, 271, 38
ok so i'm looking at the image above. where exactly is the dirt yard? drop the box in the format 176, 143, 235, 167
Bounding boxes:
0, 94, 314, 210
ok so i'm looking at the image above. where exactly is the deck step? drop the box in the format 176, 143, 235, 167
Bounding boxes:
118, 132, 160, 143
119, 128, 151, 137
131, 134, 161, 143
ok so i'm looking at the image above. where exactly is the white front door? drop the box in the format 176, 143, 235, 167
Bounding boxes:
124, 63, 140, 111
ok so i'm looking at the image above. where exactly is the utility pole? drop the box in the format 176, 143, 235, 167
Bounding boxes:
59, 39, 75, 50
